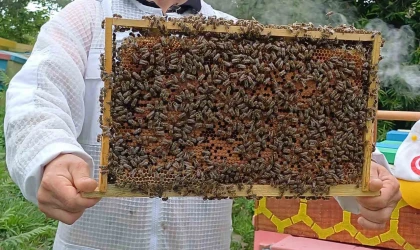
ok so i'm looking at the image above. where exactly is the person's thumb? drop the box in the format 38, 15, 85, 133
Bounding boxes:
69, 160, 98, 192
369, 161, 383, 192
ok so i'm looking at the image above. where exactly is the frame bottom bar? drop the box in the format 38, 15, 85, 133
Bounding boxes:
82, 184, 380, 198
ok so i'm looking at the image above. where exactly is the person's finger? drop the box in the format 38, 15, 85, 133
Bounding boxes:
358, 205, 392, 225
68, 161, 98, 192
59, 185, 100, 210
370, 161, 380, 179
357, 175, 400, 211
356, 162, 399, 210
357, 216, 386, 230
357, 186, 396, 211
38, 186, 100, 217
368, 161, 383, 192
39, 174, 73, 205
41, 172, 100, 212
37, 185, 57, 206
369, 178, 383, 192
39, 205, 84, 225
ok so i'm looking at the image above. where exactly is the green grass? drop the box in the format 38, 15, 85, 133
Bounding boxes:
230, 198, 255, 250
0, 162, 58, 250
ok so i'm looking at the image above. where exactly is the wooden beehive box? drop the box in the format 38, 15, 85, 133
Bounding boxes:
83, 15, 383, 199
254, 197, 420, 249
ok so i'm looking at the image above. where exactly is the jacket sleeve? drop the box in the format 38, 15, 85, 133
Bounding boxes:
334, 148, 394, 214
4, 0, 98, 205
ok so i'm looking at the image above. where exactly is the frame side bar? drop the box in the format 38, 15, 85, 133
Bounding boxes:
362, 35, 382, 192
98, 17, 114, 192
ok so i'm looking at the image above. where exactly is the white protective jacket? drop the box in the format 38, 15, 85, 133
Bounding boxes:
4, 0, 392, 249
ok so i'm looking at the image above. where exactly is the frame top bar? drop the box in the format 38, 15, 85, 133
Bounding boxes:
109, 18, 379, 42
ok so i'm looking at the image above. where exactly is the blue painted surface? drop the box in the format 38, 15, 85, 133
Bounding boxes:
0, 60, 7, 71
376, 131, 410, 164
0, 50, 29, 64
10, 55, 27, 64
386, 130, 409, 142
376, 147, 398, 164
375, 142, 402, 149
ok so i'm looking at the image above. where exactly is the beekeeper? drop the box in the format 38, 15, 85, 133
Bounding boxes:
4, 0, 401, 249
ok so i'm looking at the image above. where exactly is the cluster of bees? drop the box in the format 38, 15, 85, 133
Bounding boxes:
98, 15, 379, 200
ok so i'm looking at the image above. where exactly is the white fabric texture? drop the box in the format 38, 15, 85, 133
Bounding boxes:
4, 0, 390, 248
394, 120, 420, 181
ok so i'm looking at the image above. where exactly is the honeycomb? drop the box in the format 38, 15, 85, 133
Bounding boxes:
98, 15, 380, 199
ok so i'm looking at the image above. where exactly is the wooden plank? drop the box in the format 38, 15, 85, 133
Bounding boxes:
111, 18, 376, 41
0, 37, 33, 52
254, 215, 278, 233
13, 43, 33, 52
361, 35, 382, 192
377, 110, 420, 122
0, 37, 16, 49
97, 18, 113, 192
82, 184, 379, 198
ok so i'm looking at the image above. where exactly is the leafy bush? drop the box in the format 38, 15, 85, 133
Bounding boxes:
0, 70, 8, 154
230, 198, 255, 250
354, 0, 420, 140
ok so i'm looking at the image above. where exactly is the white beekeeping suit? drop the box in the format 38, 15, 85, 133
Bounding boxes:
4, 0, 392, 249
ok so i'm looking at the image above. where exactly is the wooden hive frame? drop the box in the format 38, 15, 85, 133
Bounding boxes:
82, 16, 383, 199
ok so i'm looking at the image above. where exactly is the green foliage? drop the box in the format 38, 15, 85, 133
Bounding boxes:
0, 0, 72, 44
0, 225, 56, 249
376, 120, 395, 142
0, 161, 58, 250
206, 0, 360, 26
0, 70, 11, 87
354, 1, 420, 55
354, 0, 420, 138
230, 198, 255, 250
378, 87, 420, 112
0, 111, 5, 154
376, 86, 420, 140
0, 84, 7, 154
